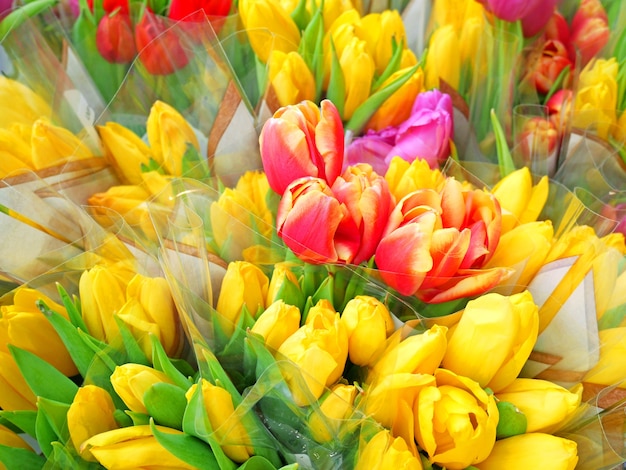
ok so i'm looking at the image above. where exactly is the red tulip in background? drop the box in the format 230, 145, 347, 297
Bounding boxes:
168, 0, 232, 20
524, 39, 573, 95
96, 11, 136, 64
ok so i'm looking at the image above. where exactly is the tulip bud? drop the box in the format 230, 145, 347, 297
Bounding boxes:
524, 39, 573, 95
215, 261, 269, 337
355, 429, 422, 470
250, 300, 301, 352
260, 99, 344, 195
384, 156, 446, 201
96, 11, 136, 64
268, 50, 316, 107
67, 385, 119, 461
97, 122, 152, 185
340, 296, 394, 366
442, 291, 539, 392
309, 383, 358, 443
570, 6, 609, 66
31, 118, 93, 170
168, 0, 232, 19
266, 262, 304, 307
573, 58, 618, 135
111, 364, 176, 414
0, 350, 37, 411
424, 24, 460, 90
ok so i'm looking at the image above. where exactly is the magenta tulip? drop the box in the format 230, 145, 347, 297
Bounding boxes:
260, 100, 344, 195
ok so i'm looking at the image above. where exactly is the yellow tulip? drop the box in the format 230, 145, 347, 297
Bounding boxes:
30, 118, 93, 170
496, 379, 582, 434
458, 14, 485, 65
340, 296, 394, 366
309, 383, 359, 443
442, 291, 539, 392
116, 274, 183, 359
67, 385, 119, 461
146, 100, 199, 176
79, 265, 128, 343
415, 368, 498, 469
268, 50, 316, 107
215, 261, 269, 337
110, 364, 175, 414
0, 127, 33, 176
87, 184, 151, 227
475, 433, 578, 470
0, 424, 33, 451
491, 167, 549, 233
239, 0, 301, 63
583, 327, 626, 386
250, 300, 301, 352
321, 0, 356, 31
369, 324, 448, 379
82, 425, 196, 469
384, 156, 446, 201
97, 121, 153, 185
187, 380, 254, 463
424, 24, 460, 90
266, 261, 302, 305
340, 37, 375, 120
0, 287, 77, 377
0, 350, 37, 411
485, 221, 554, 292
0, 76, 51, 129
613, 108, 626, 142
355, 429, 423, 470
277, 300, 349, 405
428, 0, 485, 32
360, 10, 407, 76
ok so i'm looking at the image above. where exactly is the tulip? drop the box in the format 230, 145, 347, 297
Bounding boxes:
277, 301, 348, 405
276, 177, 360, 264
67, 385, 119, 461
0, 350, 37, 411
384, 157, 446, 201
116, 274, 183, 359
415, 368, 498, 469
215, 261, 269, 337
110, 364, 175, 414
520, 0, 559, 37
188, 379, 254, 462
79, 264, 129, 343
0, 76, 51, 129
96, 10, 136, 64
320, 0, 355, 32
491, 167, 549, 233
475, 433, 578, 470
524, 40, 573, 95
573, 58, 618, 136
0, 127, 33, 176
168, 0, 232, 19
459, 14, 485, 65
259, 100, 344, 195
359, 10, 408, 76
97, 122, 152, 185
0, 424, 33, 451
238, 0, 300, 63
583, 327, 626, 386
355, 429, 423, 470
250, 300, 301, 352
442, 291, 539, 392
266, 261, 303, 306
344, 127, 397, 176
146, 100, 200, 176
0, 287, 78, 377
268, 50, 316, 108
82, 425, 196, 469
30, 118, 93, 169
340, 296, 394, 366
340, 37, 376, 121
309, 383, 359, 443
570, 2, 609, 66
496, 379, 582, 434
424, 24, 460, 90
475, 0, 540, 23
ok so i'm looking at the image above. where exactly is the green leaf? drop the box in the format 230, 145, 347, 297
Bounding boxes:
495, 400, 527, 439
56, 283, 88, 332
0, 0, 57, 40
289, 0, 309, 31
299, 9, 325, 102
372, 37, 403, 90
9, 345, 78, 404
346, 65, 419, 134
144, 382, 187, 430
114, 316, 150, 366
35, 406, 56, 458
150, 420, 219, 470
140, 158, 164, 174
542, 65, 570, 105
36, 397, 71, 444
49, 442, 103, 469
0, 445, 45, 470
326, 39, 346, 120
150, 335, 193, 390
181, 143, 212, 181
490, 109, 516, 177
0, 411, 37, 438
598, 304, 626, 330
237, 455, 284, 470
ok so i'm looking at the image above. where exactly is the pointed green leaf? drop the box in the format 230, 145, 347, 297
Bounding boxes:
35, 406, 56, 458
289, 0, 309, 31
312, 275, 334, 306
150, 420, 219, 470
144, 382, 187, 430
326, 39, 346, 120
372, 37, 403, 90
49, 441, 103, 469
0, 0, 57, 40
491, 109, 516, 177
0, 445, 45, 470
56, 283, 88, 332
36, 397, 71, 444
114, 317, 150, 366
150, 335, 193, 390
126, 411, 151, 426
9, 345, 78, 404
0, 411, 37, 439
181, 143, 212, 181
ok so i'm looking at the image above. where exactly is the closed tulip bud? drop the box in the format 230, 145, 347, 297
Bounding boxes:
1, 287, 78, 377
251, 300, 301, 352
239, 0, 300, 63
573, 58, 618, 135
135, 10, 189, 75
583, 327, 626, 386
31, 118, 93, 170
0, 424, 33, 451
96, 11, 136, 64
111, 364, 175, 414
68, 385, 119, 461
321, 0, 355, 32
261, 99, 344, 195
0, 350, 37, 411
97, 122, 152, 185
216, 261, 269, 337
268, 50, 316, 107
266, 262, 303, 306
475, 433, 578, 470
424, 25, 460, 90
340, 296, 394, 366
309, 383, 359, 443
415, 368, 498, 469
0, 76, 51, 129
277, 301, 348, 405
117, 274, 183, 359
360, 10, 407, 76
355, 429, 423, 470
496, 379, 582, 434
570, 14, 609, 67
340, 38, 376, 120
442, 291, 539, 392
384, 157, 446, 201
82, 425, 196, 469
187, 380, 254, 462
147, 100, 200, 176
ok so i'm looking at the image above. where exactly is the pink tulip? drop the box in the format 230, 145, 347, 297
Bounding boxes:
331, 164, 395, 265
344, 128, 395, 176
0, 0, 12, 18
276, 177, 360, 264
520, 0, 559, 37
260, 100, 344, 195
476, 0, 539, 23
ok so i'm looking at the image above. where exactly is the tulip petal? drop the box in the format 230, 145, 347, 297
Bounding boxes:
416, 267, 514, 303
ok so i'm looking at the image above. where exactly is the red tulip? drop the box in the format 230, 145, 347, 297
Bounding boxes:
569, 15, 609, 67
524, 40, 572, 95
135, 9, 190, 75
96, 11, 136, 64
168, 0, 232, 20
277, 177, 360, 264
260, 100, 344, 195
103, 0, 129, 13
516, 117, 558, 164
544, 11, 570, 45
